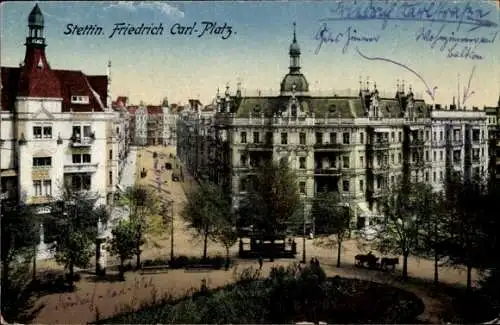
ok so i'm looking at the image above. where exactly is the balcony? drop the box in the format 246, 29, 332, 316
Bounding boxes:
408, 160, 425, 168
369, 163, 390, 173
449, 139, 463, 146
371, 139, 391, 150
63, 163, 99, 174
409, 139, 425, 147
313, 143, 351, 151
314, 167, 341, 176
245, 143, 273, 151
70, 135, 94, 147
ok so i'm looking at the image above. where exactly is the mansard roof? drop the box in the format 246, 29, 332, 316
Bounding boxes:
1, 66, 107, 112
231, 95, 430, 119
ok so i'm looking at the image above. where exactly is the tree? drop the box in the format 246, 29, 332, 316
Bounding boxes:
108, 220, 140, 279
1, 201, 39, 291
238, 161, 300, 245
181, 182, 227, 259
441, 174, 491, 294
311, 191, 350, 267
369, 180, 424, 280
213, 203, 238, 269
48, 186, 109, 285
118, 185, 158, 269
414, 188, 449, 285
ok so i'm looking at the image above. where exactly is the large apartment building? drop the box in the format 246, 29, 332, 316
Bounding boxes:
177, 26, 489, 230
485, 99, 500, 185
0, 5, 129, 258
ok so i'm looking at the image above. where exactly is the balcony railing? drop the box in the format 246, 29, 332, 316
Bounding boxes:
314, 168, 341, 176
409, 139, 425, 147
63, 163, 99, 173
245, 143, 273, 151
372, 140, 390, 149
70, 135, 94, 147
313, 143, 351, 151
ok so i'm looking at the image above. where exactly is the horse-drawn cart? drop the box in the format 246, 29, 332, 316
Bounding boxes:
354, 252, 399, 271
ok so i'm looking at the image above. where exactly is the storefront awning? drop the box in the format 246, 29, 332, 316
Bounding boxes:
356, 202, 372, 218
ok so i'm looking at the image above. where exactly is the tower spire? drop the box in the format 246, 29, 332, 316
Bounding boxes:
293, 22, 297, 43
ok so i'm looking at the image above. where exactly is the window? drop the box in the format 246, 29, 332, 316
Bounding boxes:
425, 172, 429, 182
359, 156, 364, 167
391, 175, 395, 185
440, 171, 443, 180
315, 132, 323, 144
433, 131, 436, 141
71, 95, 89, 104
398, 132, 402, 142
481, 148, 484, 157
425, 151, 429, 161
440, 150, 443, 161
299, 132, 306, 145
266, 132, 273, 145
343, 132, 350, 144
109, 150, 113, 160
343, 180, 350, 192
239, 178, 247, 192
391, 154, 395, 164
33, 181, 42, 196
240, 154, 247, 166
281, 132, 288, 145
299, 157, 306, 169
280, 157, 287, 167
440, 131, 443, 141
299, 181, 306, 194
398, 153, 402, 163
425, 131, 430, 141
241, 132, 247, 143
43, 126, 52, 139
433, 172, 436, 182
343, 156, 350, 168
253, 132, 260, 143
71, 174, 91, 191
433, 151, 436, 161
72, 154, 91, 164
33, 126, 42, 138
391, 132, 395, 141
33, 157, 52, 167
109, 171, 113, 185
360, 132, 364, 144
43, 180, 52, 196
359, 179, 364, 192
291, 104, 297, 117
330, 132, 337, 144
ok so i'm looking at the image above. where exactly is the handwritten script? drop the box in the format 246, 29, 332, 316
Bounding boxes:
316, 0, 498, 61
322, 1, 497, 32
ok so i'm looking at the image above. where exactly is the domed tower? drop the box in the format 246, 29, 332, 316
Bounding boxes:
280, 23, 309, 96
18, 3, 61, 98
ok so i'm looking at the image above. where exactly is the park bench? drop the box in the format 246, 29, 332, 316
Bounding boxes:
140, 265, 170, 274
185, 264, 218, 270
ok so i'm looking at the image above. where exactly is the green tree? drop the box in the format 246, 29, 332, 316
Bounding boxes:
1, 200, 39, 291
213, 205, 238, 269
48, 186, 109, 285
108, 220, 140, 279
181, 182, 227, 259
414, 188, 449, 285
238, 161, 300, 249
118, 185, 157, 269
311, 191, 350, 267
370, 181, 425, 280
441, 174, 490, 294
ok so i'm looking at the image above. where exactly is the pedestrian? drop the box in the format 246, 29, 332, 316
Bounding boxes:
310, 257, 315, 267
315, 257, 320, 268
258, 256, 263, 270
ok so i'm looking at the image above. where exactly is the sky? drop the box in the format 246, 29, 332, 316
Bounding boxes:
1, 0, 499, 107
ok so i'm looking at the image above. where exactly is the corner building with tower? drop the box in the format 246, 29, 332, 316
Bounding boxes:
176, 24, 489, 231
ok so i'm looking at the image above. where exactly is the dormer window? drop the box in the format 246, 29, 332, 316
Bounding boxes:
37, 58, 44, 69
329, 104, 337, 113
71, 96, 90, 104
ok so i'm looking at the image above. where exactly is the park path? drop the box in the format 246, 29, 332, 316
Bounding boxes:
30, 145, 479, 324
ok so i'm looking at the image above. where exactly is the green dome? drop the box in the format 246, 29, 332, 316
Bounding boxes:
280, 73, 309, 93
28, 4, 44, 27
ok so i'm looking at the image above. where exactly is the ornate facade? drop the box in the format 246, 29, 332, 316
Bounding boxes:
176, 25, 489, 230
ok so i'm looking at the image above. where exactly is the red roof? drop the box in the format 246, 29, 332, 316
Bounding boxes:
146, 105, 163, 115
1, 66, 107, 112
17, 47, 62, 98
127, 105, 139, 115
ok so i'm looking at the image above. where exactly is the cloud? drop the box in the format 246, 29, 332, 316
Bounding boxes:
104, 1, 184, 19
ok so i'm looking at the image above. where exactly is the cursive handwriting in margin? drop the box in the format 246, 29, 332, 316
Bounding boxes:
321, 1, 497, 32
314, 24, 380, 55
355, 47, 438, 101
